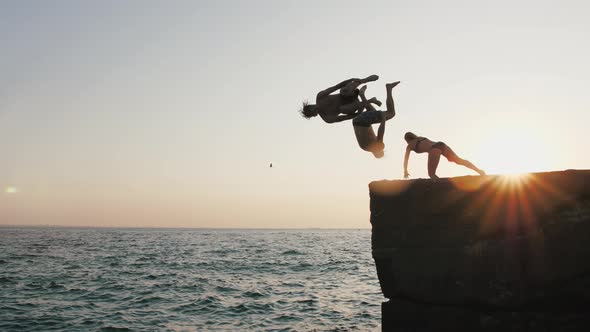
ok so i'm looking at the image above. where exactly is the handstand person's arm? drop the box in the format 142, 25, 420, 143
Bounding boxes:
377, 116, 386, 141
403, 146, 412, 178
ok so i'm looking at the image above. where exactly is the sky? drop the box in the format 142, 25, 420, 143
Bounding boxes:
1, 0, 589, 228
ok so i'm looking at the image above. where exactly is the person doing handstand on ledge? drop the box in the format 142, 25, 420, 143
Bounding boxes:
352, 81, 400, 158
403, 132, 486, 179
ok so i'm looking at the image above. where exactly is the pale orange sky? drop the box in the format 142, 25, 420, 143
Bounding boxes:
1, 1, 589, 228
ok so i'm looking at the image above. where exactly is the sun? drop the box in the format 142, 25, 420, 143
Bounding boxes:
501, 172, 530, 184
471, 119, 554, 175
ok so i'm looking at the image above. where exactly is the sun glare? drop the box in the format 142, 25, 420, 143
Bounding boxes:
501, 172, 530, 183
4, 187, 17, 194
473, 121, 553, 175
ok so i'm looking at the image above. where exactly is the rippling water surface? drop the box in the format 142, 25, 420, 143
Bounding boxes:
0, 228, 382, 331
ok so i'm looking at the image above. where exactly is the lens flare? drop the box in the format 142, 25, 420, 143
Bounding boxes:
501, 172, 530, 183
4, 187, 17, 194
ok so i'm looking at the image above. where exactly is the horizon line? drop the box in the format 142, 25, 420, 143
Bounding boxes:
0, 225, 370, 230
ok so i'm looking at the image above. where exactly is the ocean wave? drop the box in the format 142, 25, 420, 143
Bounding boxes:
242, 290, 268, 298
290, 262, 313, 271
132, 295, 166, 305
0, 228, 380, 331
228, 302, 274, 315
211, 285, 235, 293
0, 276, 15, 284
100, 326, 132, 331
281, 249, 306, 255
172, 295, 222, 314
48, 281, 65, 289
204, 248, 240, 255
296, 298, 317, 305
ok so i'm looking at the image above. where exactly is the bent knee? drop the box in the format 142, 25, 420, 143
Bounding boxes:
429, 149, 442, 156
384, 110, 395, 120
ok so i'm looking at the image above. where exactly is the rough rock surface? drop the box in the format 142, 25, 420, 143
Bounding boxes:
370, 170, 590, 331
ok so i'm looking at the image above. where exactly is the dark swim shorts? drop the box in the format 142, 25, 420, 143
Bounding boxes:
352, 110, 384, 127
431, 141, 447, 151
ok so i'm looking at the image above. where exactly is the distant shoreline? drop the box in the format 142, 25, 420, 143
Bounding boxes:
0, 225, 370, 231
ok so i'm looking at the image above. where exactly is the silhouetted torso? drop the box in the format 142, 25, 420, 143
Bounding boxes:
410, 137, 434, 153
316, 94, 358, 122
354, 126, 378, 151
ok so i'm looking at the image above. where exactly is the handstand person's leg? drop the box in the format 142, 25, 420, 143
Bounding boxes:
384, 82, 401, 120
428, 150, 442, 179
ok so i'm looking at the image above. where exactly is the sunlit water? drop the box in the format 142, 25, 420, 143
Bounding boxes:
0, 228, 382, 331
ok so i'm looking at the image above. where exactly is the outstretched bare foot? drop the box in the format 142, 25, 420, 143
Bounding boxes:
369, 97, 382, 107
477, 169, 486, 176
386, 81, 401, 89
363, 74, 379, 82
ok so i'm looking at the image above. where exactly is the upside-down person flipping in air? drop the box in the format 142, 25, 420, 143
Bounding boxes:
352, 81, 400, 158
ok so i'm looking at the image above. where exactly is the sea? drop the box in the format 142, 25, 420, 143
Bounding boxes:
0, 227, 383, 331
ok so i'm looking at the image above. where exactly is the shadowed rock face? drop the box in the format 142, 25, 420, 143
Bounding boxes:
370, 170, 590, 330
